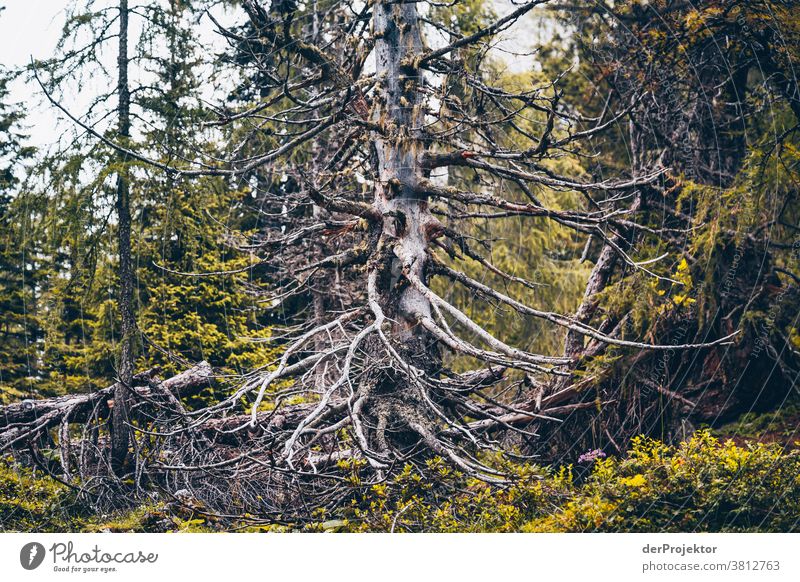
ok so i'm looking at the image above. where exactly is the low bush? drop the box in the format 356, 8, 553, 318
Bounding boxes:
334, 431, 800, 532
2, 431, 798, 532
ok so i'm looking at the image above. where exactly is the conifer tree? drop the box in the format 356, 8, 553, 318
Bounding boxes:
0, 35, 38, 401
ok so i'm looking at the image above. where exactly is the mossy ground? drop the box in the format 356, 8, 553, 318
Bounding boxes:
2, 426, 799, 533
712, 405, 800, 450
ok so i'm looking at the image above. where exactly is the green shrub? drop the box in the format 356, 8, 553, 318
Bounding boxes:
336, 431, 800, 532
524, 432, 800, 532
3, 431, 799, 532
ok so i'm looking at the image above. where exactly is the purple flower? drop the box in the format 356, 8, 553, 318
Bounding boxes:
578, 449, 607, 464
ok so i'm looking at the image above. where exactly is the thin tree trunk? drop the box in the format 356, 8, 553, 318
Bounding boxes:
111, 0, 135, 475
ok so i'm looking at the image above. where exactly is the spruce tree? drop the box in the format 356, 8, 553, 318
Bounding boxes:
0, 28, 39, 402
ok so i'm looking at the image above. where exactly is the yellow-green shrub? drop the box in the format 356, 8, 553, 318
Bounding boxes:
0, 456, 82, 532
4, 431, 799, 532
337, 431, 800, 532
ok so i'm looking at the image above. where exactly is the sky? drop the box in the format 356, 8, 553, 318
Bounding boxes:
1, 1, 72, 147
0, 1, 65, 67
0, 1, 235, 150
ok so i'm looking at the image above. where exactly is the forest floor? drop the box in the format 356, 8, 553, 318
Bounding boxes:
3, 404, 800, 533
712, 404, 800, 451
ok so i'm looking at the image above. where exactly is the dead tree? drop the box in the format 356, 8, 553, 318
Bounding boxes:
174, 0, 733, 478
7, 0, 759, 517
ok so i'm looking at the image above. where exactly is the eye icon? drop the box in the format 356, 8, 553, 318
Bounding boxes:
20, 542, 46, 570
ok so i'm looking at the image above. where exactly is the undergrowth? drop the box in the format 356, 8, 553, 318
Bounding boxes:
2, 430, 799, 533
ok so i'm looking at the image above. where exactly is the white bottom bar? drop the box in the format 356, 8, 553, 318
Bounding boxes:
2, 533, 798, 581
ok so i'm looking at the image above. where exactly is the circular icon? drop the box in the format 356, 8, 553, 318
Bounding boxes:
20, 542, 46, 570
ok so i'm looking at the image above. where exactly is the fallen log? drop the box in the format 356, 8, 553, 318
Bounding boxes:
0, 361, 213, 450
1, 369, 158, 429
0, 362, 555, 471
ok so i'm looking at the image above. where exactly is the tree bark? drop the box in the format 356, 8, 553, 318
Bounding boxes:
111, 0, 136, 475
372, 0, 438, 352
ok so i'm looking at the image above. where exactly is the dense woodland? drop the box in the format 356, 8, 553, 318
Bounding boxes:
1, 0, 799, 532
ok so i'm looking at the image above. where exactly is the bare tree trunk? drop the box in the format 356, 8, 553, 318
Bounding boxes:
372, 0, 436, 348
111, 0, 135, 475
